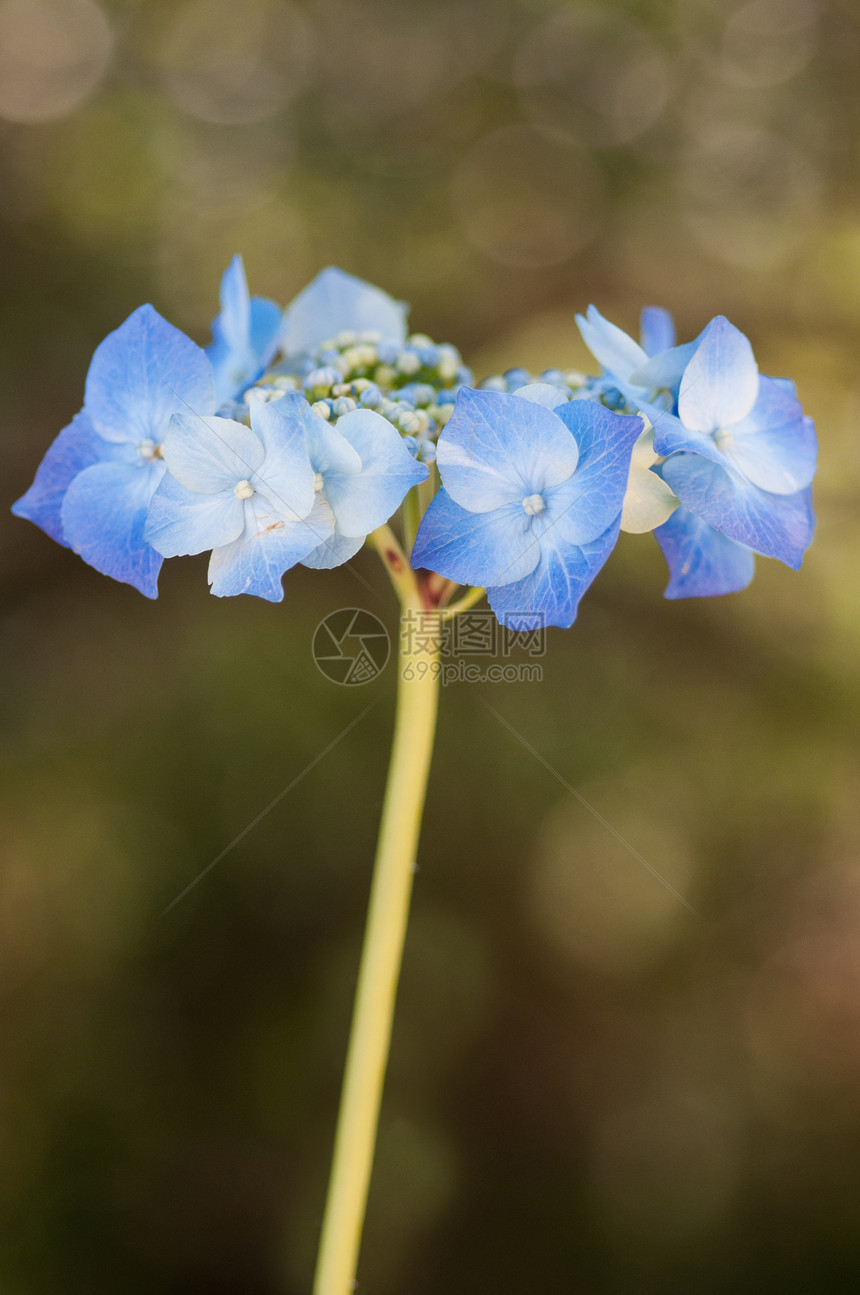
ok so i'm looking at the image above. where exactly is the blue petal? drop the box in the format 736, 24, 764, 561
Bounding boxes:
324, 408, 428, 537
145, 472, 244, 557
281, 267, 408, 357
437, 388, 579, 514
411, 487, 540, 587
639, 402, 726, 467
85, 304, 215, 445
487, 522, 620, 631
639, 306, 675, 357
162, 413, 265, 493
11, 412, 121, 547
575, 305, 647, 384
249, 393, 317, 521
215, 255, 250, 355
552, 402, 645, 543
277, 392, 362, 479
60, 459, 164, 597
208, 495, 333, 601
723, 376, 817, 495
207, 258, 283, 406
661, 453, 814, 568
629, 337, 702, 396
302, 531, 365, 569
655, 505, 755, 598
677, 316, 758, 434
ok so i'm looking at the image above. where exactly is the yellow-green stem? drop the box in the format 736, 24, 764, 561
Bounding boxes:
312, 597, 441, 1295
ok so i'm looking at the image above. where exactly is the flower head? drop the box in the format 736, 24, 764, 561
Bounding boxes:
638, 316, 816, 572
146, 390, 427, 598
411, 387, 641, 629
12, 304, 215, 597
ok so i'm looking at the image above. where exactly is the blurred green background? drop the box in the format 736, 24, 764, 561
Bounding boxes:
2, 0, 860, 1291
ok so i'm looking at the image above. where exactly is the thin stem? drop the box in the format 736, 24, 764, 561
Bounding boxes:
440, 584, 486, 620
312, 597, 441, 1295
369, 524, 418, 605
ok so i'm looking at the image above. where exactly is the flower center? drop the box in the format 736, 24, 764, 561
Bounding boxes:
714, 427, 733, 450
138, 439, 162, 461
522, 493, 546, 516
234, 479, 255, 499
313, 472, 325, 492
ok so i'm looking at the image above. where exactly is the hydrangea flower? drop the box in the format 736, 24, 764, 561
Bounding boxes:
637, 316, 816, 586
207, 255, 283, 408
12, 305, 215, 598
411, 388, 642, 629
654, 507, 755, 599
146, 391, 427, 600
281, 267, 408, 358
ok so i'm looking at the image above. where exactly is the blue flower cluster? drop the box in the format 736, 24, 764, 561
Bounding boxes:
13, 261, 817, 625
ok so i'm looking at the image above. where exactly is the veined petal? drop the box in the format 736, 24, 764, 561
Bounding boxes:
85, 305, 215, 445
723, 377, 817, 495
145, 472, 244, 557
661, 453, 814, 568
163, 414, 265, 493
640, 400, 727, 467
281, 266, 408, 356
677, 316, 758, 433
249, 297, 283, 365
437, 388, 579, 514
575, 305, 647, 383
551, 402, 644, 543
487, 521, 620, 631
60, 459, 164, 598
11, 412, 122, 547
302, 531, 365, 569
655, 506, 755, 599
411, 488, 541, 588
248, 394, 317, 520
324, 408, 428, 536
639, 306, 675, 357
208, 495, 333, 601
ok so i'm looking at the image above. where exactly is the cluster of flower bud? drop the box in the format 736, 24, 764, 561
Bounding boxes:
238, 330, 473, 466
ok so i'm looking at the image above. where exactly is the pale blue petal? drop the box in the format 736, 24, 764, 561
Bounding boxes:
85, 304, 215, 445
162, 414, 265, 493
661, 453, 814, 568
411, 487, 540, 588
575, 305, 647, 383
655, 505, 755, 599
639, 401, 726, 467
11, 412, 123, 547
639, 306, 675, 357
324, 408, 428, 536
249, 393, 332, 521
249, 297, 283, 364
677, 316, 758, 434
487, 522, 620, 631
216, 255, 250, 355
208, 495, 333, 601
723, 377, 817, 495
551, 402, 645, 543
629, 338, 702, 395
515, 383, 569, 410
60, 459, 164, 598
145, 472, 244, 557
437, 388, 579, 514
281, 267, 408, 356
302, 531, 365, 569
